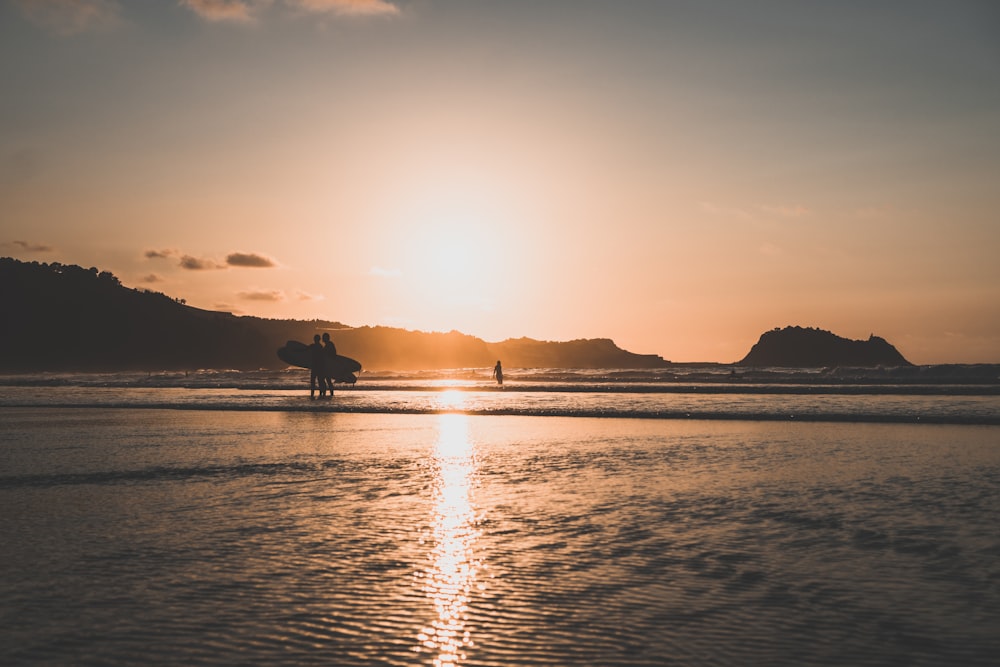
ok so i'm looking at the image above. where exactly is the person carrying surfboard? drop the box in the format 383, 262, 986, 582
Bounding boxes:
492, 360, 504, 386
309, 334, 326, 398
322, 332, 337, 395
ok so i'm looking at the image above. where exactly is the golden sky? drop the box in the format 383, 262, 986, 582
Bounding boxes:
2, 0, 999, 363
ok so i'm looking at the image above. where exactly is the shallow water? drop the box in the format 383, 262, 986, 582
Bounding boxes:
1, 383, 998, 424
2, 407, 998, 666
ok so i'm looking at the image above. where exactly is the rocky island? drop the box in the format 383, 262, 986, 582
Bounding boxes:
737, 326, 912, 368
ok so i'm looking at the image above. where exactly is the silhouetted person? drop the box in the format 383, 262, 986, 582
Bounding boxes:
492, 360, 503, 386
322, 332, 337, 395
309, 334, 325, 398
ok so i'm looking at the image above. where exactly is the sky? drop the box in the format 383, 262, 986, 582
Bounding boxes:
2, 0, 999, 364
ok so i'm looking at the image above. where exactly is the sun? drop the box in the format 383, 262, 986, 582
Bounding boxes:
371, 161, 540, 337
425, 226, 482, 282
420, 227, 495, 311
397, 189, 507, 311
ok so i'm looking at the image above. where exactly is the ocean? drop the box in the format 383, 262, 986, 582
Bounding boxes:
1, 367, 998, 666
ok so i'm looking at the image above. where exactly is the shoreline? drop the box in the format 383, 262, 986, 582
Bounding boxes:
3, 403, 999, 426
0, 371, 998, 394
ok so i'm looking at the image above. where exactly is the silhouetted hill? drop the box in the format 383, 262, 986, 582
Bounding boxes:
0, 259, 281, 370
490, 336, 666, 369
737, 326, 912, 367
0, 258, 669, 371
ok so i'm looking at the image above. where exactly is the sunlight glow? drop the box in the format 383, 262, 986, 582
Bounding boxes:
416, 414, 480, 666
438, 389, 468, 413
4, 3, 997, 364
388, 177, 513, 321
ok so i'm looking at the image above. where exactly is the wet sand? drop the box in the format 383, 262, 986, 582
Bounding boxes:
2, 408, 998, 666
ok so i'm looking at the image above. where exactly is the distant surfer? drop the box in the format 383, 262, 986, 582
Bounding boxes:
322, 332, 337, 396
492, 360, 504, 386
309, 334, 326, 398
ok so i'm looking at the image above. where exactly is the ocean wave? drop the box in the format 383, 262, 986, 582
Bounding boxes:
1, 370, 999, 425
2, 398, 998, 425
1, 369, 998, 395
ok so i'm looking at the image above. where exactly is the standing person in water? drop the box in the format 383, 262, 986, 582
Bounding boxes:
309, 334, 326, 399
492, 360, 504, 386
322, 332, 337, 396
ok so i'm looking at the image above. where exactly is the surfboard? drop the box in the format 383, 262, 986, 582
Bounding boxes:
277, 340, 362, 384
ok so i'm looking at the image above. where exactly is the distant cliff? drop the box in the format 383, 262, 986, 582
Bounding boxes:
0, 258, 668, 371
737, 326, 912, 367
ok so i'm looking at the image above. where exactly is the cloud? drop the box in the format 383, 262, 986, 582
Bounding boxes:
140, 273, 165, 283
179, 0, 400, 22
291, 0, 400, 16
179, 0, 254, 23
237, 289, 286, 301
226, 252, 277, 268
2, 240, 55, 253
15, 0, 121, 35
369, 265, 402, 278
179, 255, 227, 270
147, 249, 277, 270
144, 248, 179, 259
294, 290, 324, 301
17, 0, 400, 32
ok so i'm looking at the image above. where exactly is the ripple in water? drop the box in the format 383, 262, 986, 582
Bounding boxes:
2, 409, 999, 666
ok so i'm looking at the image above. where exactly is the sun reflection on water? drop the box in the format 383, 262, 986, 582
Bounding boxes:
415, 413, 481, 666
437, 389, 467, 412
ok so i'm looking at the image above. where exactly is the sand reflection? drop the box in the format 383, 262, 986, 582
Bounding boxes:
416, 413, 481, 666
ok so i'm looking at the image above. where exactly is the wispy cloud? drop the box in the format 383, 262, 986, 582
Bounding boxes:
179, 0, 400, 23
369, 265, 401, 278
179, 0, 254, 23
16, 0, 400, 33
146, 248, 276, 270
226, 252, 277, 268
15, 0, 121, 35
291, 0, 400, 17
179, 255, 227, 270
294, 289, 324, 301
237, 288, 286, 301
140, 273, 165, 283
144, 248, 179, 259
2, 240, 55, 253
